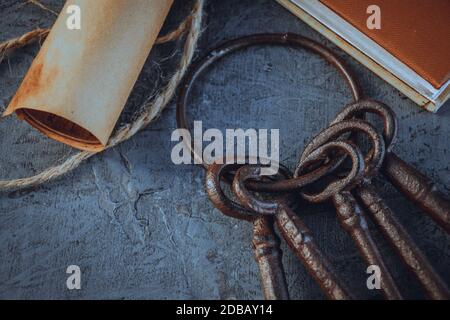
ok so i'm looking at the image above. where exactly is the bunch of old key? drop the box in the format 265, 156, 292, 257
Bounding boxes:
204, 99, 450, 300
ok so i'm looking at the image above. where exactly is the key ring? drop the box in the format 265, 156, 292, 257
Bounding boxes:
176, 33, 362, 172
176, 33, 450, 300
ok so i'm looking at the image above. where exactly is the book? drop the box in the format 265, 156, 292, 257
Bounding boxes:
276, 0, 450, 112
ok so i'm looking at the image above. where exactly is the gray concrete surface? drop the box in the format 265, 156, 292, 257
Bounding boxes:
0, 0, 449, 299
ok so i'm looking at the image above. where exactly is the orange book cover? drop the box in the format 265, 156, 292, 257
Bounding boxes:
321, 0, 450, 89
277, 0, 450, 112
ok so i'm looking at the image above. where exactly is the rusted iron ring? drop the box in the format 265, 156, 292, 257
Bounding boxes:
205, 163, 293, 221
176, 33, 362, 174
297, 120, 386, 179
331, 99, 398, 152
234, 141, 366, 211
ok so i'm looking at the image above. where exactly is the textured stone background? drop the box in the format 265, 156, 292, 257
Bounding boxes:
0, 0, 449, 299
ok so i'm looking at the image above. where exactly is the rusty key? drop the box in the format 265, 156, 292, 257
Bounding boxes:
205, 163, 289, 300
356, 183, 450, 300
383, 153, 450, 233
308, 104, 450, 299
231, 143, 360, 300
252, 216, 290, 300
297, 125, 403, 300
332, 100, 450, 234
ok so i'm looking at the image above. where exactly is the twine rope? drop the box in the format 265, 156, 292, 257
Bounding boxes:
0, 0, 205, 192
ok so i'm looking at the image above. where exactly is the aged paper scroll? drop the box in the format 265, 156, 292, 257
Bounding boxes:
5, 0, 173, 151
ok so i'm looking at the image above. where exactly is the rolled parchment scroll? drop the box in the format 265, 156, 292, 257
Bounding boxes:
4, 0, 173, 151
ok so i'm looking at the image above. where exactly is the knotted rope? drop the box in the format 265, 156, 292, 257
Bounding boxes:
0, 0, 205, 192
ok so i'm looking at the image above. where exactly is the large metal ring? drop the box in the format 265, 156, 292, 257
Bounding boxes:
176, 33, 362, 171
